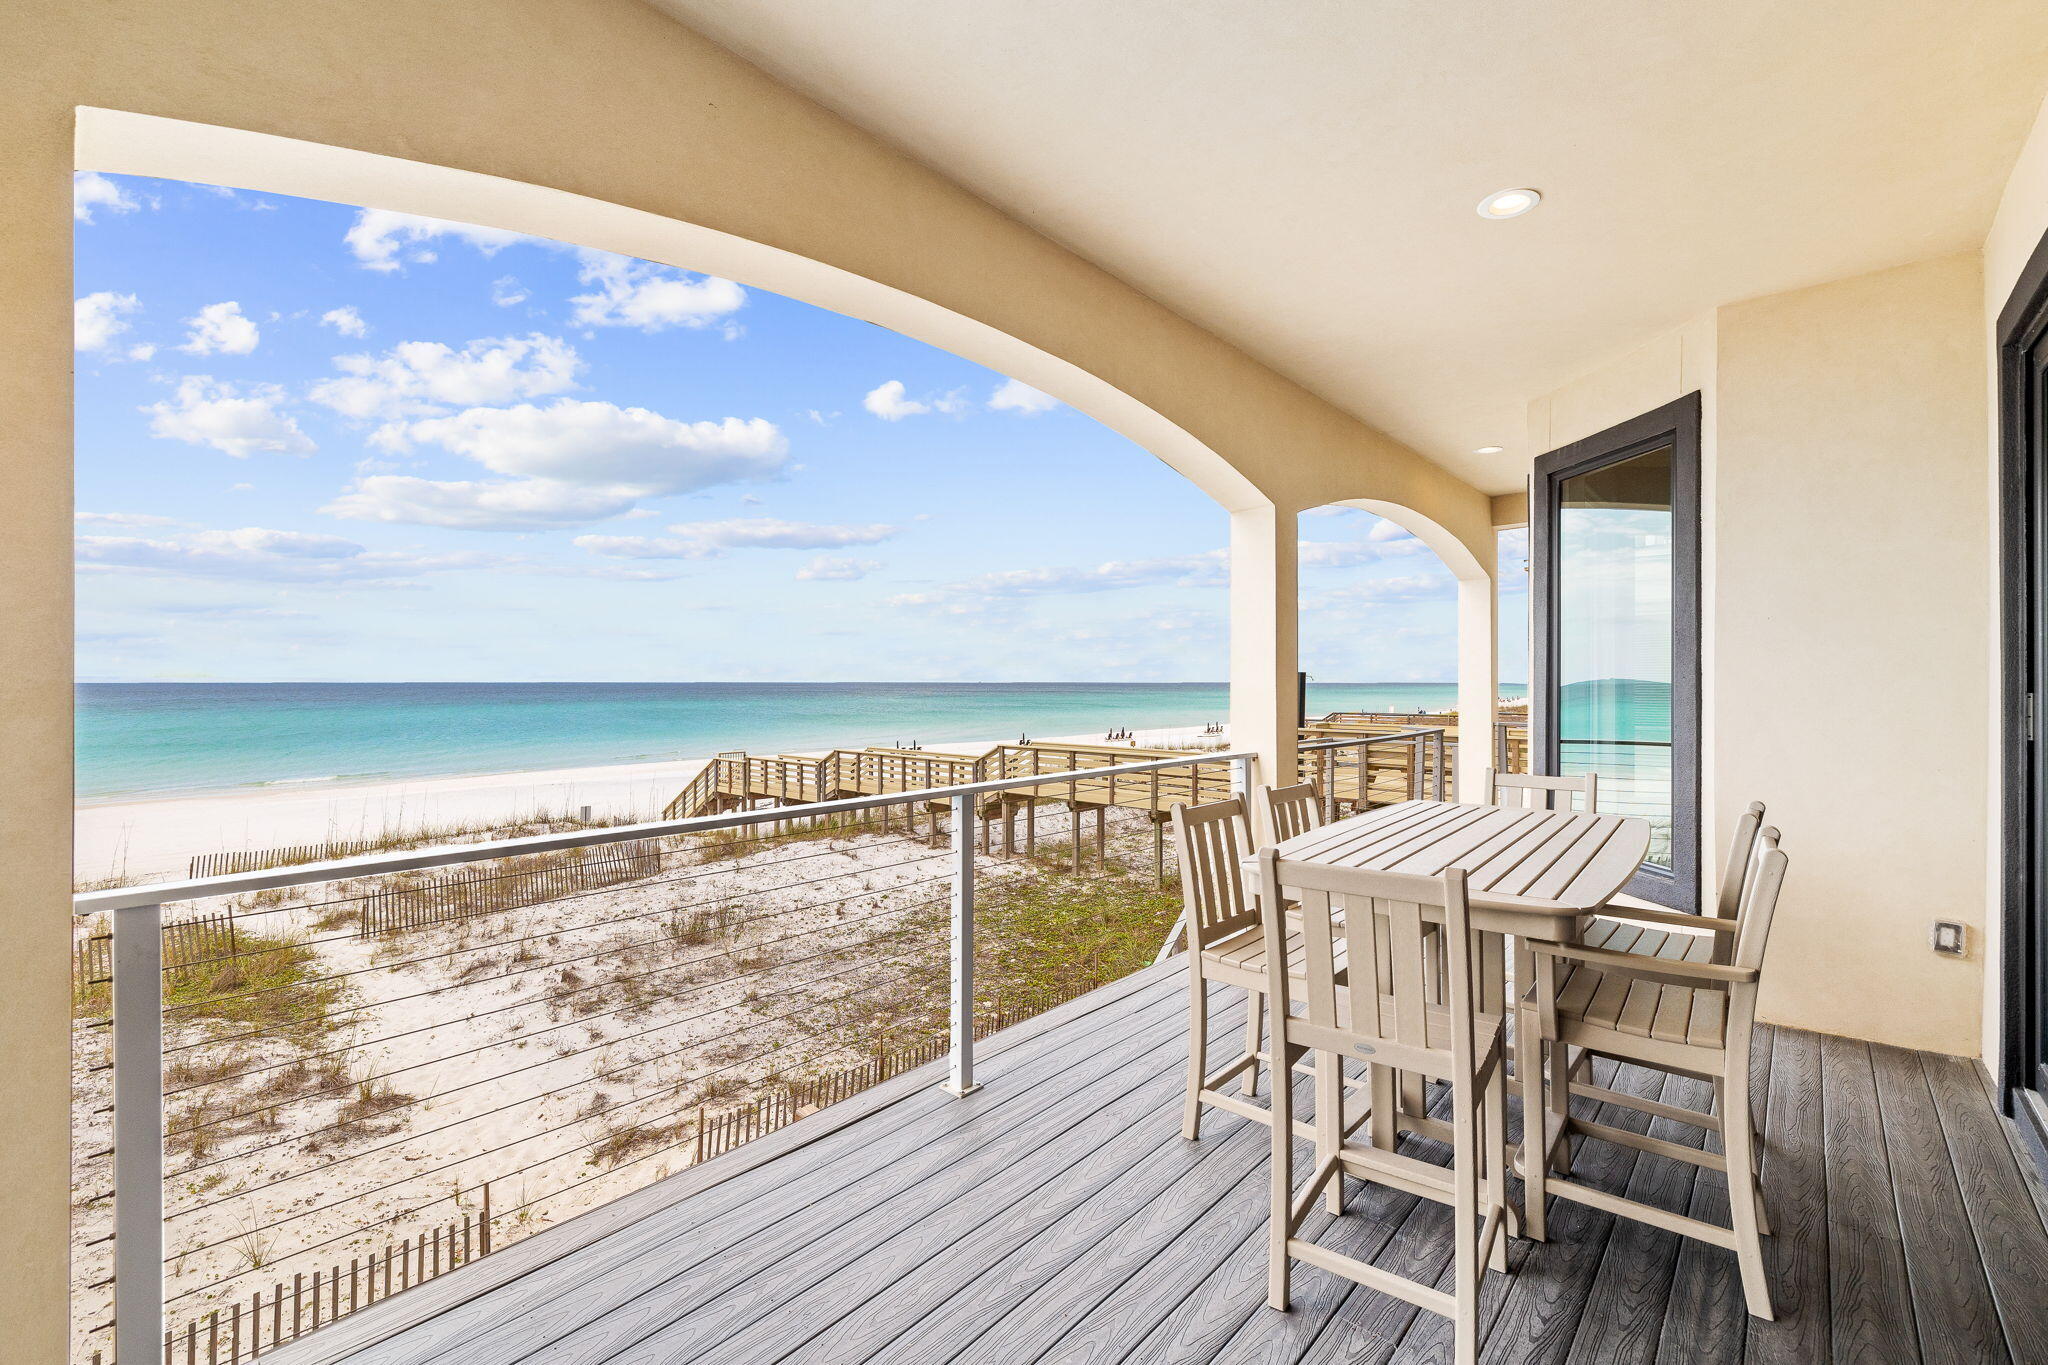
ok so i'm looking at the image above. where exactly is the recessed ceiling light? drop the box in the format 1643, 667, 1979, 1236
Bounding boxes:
1476, 188, 1541, 220
1473, 445, 1505, 455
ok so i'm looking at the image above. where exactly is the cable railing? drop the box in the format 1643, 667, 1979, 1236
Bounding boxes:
72, 746, 1281, 1365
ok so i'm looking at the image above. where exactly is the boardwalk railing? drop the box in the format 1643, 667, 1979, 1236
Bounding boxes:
73, 746, 1263, 1365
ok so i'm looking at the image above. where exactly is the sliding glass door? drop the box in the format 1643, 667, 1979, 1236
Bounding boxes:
1531, 395, 1700, 910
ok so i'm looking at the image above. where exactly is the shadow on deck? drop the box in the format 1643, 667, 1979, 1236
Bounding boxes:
268, 960, 2048, 1364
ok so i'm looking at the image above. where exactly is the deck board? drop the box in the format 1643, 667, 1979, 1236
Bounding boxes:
271, 961, 2048, 1365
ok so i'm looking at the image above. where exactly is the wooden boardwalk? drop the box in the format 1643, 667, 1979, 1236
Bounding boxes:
269, 960, 2048, 1365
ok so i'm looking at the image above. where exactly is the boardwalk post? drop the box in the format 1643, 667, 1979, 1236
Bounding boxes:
111, 901, 165, 1365
942, 792, 981, 1096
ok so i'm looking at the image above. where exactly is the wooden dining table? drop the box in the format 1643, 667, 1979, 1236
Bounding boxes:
1242, 797, 1654, 1202
1250, 798, 1653, 1009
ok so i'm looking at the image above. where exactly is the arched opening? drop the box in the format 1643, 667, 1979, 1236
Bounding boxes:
1296, 498, 1500, 800
66, 129, 1294, 1360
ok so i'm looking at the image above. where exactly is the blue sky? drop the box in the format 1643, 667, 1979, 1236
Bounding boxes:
73, 172, 1525, 684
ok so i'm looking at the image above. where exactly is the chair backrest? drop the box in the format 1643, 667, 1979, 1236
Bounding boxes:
1256, 848, 1480, 1071
1168, 797, 1258, 951
1486, 768, 1598, 812
1712, 801, 1768, 922
1256, 780, 1325, 843
1731, 827, 1787, 975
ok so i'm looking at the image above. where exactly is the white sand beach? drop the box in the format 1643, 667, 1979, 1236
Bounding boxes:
75, 722, 1233, 884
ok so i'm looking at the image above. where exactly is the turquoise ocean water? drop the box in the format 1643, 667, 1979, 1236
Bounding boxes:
75, 681, 1529, 802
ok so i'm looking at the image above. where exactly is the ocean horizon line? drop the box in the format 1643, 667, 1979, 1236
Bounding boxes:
75, 679, 1534, 803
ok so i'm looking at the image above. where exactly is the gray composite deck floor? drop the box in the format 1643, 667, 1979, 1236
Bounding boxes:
277, 959, 2048, 1364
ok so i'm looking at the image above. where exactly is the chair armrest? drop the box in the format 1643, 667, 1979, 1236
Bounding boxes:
1581, 904, 1737, 934
1527, 940, 1759, 986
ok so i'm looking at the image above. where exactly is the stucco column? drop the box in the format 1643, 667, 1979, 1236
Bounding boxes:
0, 106, 78, 1365
1457, 569, 1499, 800
1229, 504, 1298, 806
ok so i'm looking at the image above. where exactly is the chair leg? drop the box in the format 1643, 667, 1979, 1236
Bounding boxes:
1722, 1065, 1774, 1320
1243, 999, 1264, 1097
1452, 1061, 1481, 1365
1517, 1009, 1548, 1242
1268, 1035, 1295, 1311
1317, 1052, 1343, 1213
1483, 1060, 1509, 1268
1717, 1076, 1772, 1237
1546, 1035, 1574, 1176
1183, 971, 1210, 1142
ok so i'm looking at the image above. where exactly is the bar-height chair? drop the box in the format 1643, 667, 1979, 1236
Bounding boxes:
1581, 801, 1766, 967
1258, 849, 1510, 1365
1517, 828, 1790, 1319
1255, 779, 1325, 842
1170, 797, 1352, 1141
1485, 767, 1598, 812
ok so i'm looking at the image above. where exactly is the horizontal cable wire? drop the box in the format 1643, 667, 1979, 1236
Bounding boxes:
162, 964, 935, 1287
159, 898, 946, 1153
154, 860, 954, 1085
152, 847, 951, 1043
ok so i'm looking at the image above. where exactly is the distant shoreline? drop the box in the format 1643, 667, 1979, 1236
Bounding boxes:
72, 720, 1220, 883
77, 679, 1521, 803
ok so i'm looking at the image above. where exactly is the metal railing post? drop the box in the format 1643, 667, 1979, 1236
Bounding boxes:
112, 901, 165, 1365
1433, 731, 1446, 800
1231, 752, 1255, 800
942, 792, 981, 1097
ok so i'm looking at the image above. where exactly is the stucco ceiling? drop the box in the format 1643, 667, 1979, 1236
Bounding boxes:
649, 0, 2048, 493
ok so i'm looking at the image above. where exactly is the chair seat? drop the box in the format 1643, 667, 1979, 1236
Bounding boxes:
1534, 957, 1727, 1048
1200, 923, 1347, 991
1581, 915, 1718, 964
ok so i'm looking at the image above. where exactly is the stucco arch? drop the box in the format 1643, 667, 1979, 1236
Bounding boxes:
5, 12, 1495, 1351
1299, 497, 1499, 796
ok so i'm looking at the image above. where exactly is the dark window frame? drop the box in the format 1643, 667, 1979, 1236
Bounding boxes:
1997, 218, 2048, 1161
1530, 392, 1702, 911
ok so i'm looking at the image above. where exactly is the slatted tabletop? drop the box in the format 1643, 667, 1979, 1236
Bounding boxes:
1267, 799, 1652, 918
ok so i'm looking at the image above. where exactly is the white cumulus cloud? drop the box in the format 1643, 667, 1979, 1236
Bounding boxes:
570, 252, 747, 332
327, 400, 787, 531
491, 277, 529, 308
320, 306, 369, 338
73, 171, 138, 223
75, 526, 470, 585
324, 477, 651, 531
75, 511, 184, 528
180, 301, 260, 355
892, 551, 1227, 613
797, 556, 881, 581
576, 518, 899, 559
864, 380, 927, 420
663, 518, 899, 549
76, 292, 140, 352
344, 209, 528, 272
388, 400, 785, 488
145, 377, 314, 457
988, 378, 1060, 415
309, 334, 582, 421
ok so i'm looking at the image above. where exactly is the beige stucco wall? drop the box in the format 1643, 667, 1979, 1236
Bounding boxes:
1524, 256, 1993, 1057
1717, 253, 1990, 1053
2, 3, 1497, 1354
1981, 88, 2048, 1076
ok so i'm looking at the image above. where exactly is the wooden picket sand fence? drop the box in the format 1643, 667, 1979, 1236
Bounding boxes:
71, 911, 237, 998
131, 1191, 490, 1365
188, 841, 385, 880
354, 840, 663, 937
693, 991, 1094, 1161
